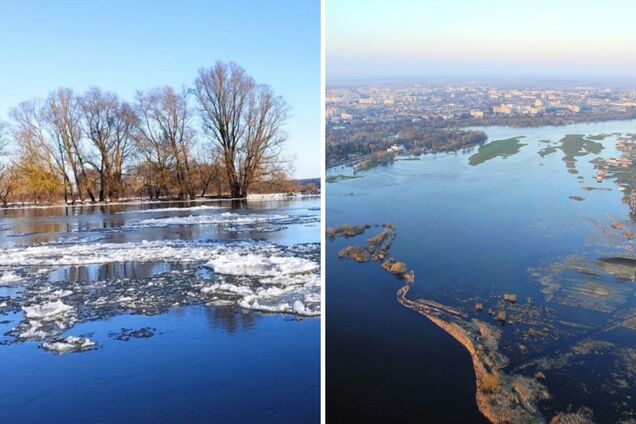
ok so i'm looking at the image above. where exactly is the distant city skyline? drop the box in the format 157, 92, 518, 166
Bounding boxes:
328, 0, 636, 82
0, 0, 319, 178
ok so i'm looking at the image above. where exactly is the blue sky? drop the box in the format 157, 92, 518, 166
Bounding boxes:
328, 0, 636, 82
0, 0, 320, 178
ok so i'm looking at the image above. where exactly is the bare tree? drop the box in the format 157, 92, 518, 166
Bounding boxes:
45, 88, 96, 203
11, 100, 71, 203
193, 61, 289, 198
135, 86, 195, 199
194, 147, 225, 197
0, 122, 16, 206
80, 88, 136, 202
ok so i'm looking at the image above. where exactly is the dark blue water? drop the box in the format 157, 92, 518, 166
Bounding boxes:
0, 308, 319, 424
327, 121, 636, 422
0, 197, 320, 424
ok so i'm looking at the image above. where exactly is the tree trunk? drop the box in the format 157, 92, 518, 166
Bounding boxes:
230, 182, 242, 198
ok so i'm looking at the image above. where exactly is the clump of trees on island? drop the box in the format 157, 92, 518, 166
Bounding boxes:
0, 62, 308, 206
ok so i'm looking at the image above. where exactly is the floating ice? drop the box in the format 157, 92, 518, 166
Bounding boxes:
0, 239, 320, 352
232, 273, 321, 317
206, 254, 318, 277
23, 300, 74, 321
201, 282, 254, 296
0, 240, 228, 266
42, 336, 95, 354
128, 212, 289, 228
0, 271, 23, 285
18, 300, 77, 341
117, 205, 223, 215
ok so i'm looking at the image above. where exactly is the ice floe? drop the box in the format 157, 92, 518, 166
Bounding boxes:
117, 205, 223, 215
128, 212, 290, 228
0, 239, 320, 352
17, 300, 77, 341
42, 336, 95, 354
22, 300, 74, 321
0, 240, 228, 266
206, 254, 318, 277
0, 271, 23, 285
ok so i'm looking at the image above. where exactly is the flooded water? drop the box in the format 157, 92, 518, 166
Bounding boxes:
0, 197, 320, 423
327, 121, 636, 423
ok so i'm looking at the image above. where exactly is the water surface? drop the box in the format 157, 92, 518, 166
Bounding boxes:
0, 197, 320, 423
327, 120, 636, 422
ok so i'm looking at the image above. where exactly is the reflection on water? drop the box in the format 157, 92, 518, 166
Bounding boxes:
205, 305, 259, 334
328, 120, 636, 423
45, 262, 178, 282
0, 197, 320, 424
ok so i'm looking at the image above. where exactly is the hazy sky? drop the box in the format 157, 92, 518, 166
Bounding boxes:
328, 0, 636, 82
0, 0, 320, 178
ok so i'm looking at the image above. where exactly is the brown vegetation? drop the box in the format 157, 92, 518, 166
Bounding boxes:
367, 224, 396, 260
337, 246, 369, 262
481, 372, 501, 393
503, 294, 518, 303
194, 62, 289, 199
326, 224, 370, 238
380, 258, 415, 282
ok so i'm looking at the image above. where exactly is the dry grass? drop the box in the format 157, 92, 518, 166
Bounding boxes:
337, 246, 369, 262
503, 293, 517, 303
326, 224, 370, 238
481, 372, 501, 393
390, 261, 408, 274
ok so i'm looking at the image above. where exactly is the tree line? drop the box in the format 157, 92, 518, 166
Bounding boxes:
0, 61, 302, 206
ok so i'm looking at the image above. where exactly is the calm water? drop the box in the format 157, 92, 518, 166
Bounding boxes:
0, 197, 320, 424
327, 120, 636, 422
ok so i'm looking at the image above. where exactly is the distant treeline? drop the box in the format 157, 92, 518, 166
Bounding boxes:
0, 61, 310, 206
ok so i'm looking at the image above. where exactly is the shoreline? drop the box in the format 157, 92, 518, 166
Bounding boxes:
332, 223, 549, 423
0, 193, 320, 211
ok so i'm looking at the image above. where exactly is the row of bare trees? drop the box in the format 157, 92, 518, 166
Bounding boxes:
0, 61, 299, 206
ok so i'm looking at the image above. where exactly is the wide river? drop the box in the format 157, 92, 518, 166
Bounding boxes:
0, 197, 320, 423
327, 120, 636, 423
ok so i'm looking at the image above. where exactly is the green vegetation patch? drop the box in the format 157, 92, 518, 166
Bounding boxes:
585, 133, 614, 141
538, 146, 558, 157
326, 175, 361, 183
559, 134, 604, 169
468, 136, 527, 166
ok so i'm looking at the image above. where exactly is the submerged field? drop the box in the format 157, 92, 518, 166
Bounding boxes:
0, 197, 320, 423
327, 120, 636, 423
